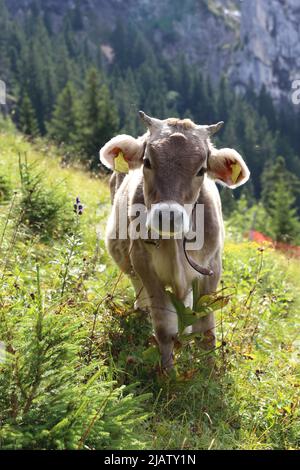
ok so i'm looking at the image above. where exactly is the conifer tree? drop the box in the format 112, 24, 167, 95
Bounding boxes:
78, 69, 119, 167
47, 82, 79, 146
268, 178, 300, 243
217, 76, 233, 123
112, 71, 140, 135
191, 72, 208, 124
17, 93, 39, 136
261, 157, 299, 211
261, 157, 300, 242
258, 85, 277, 131
220, 188, 237, 218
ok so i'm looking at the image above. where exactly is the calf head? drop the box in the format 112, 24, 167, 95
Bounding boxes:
100, 112, 250, 236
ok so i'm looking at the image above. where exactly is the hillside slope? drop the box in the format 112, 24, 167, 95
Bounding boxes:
0, 128, 299, 449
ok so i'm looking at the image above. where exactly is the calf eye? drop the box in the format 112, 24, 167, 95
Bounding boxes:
196, 167, 206, 177
143, 158, 152, 169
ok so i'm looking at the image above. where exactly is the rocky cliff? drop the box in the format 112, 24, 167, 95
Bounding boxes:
233, 0, 300, 102
6, 0, 300, 103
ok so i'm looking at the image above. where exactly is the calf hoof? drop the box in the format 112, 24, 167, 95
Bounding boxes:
134, 298, 150, 313
203, 330, 216, 351
196, 329, 216, 351
161, 352, 174, 371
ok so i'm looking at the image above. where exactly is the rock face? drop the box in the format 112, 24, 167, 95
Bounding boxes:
232, 0, 300, 103
6, 0, 300, 103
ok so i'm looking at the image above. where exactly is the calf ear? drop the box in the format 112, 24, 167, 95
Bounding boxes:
207, 147, 250, 188
99, 134, 145, 171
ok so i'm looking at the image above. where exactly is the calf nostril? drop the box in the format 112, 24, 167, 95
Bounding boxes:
158, 211, 163, 231
169, 211, 175, 233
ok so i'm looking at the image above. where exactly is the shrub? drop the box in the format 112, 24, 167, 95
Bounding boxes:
0, 268, 149, 450
17, 155, 73, 241
0, 173, 11, 203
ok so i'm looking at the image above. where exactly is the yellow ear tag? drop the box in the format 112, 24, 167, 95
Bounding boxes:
114, 151, 129, 173
231, 162, 241, 184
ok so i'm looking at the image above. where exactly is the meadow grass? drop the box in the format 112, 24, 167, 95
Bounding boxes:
0, 130, 299, 449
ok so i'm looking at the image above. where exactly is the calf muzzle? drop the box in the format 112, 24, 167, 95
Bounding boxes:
146, 202, 190, 238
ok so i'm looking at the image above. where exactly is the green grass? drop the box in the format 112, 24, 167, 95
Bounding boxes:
0, 129, 299, 449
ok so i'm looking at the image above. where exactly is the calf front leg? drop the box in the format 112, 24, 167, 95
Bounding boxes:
150, 294, 178, 369
131, 242, 178, 370
131, 276, 150, 312
192, 312, 216, 350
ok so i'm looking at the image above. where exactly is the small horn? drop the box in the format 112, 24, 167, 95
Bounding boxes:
139, 110, 163, 130
206, 121, 224, 136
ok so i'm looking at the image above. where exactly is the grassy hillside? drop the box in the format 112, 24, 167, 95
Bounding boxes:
0, 128, 299, 450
